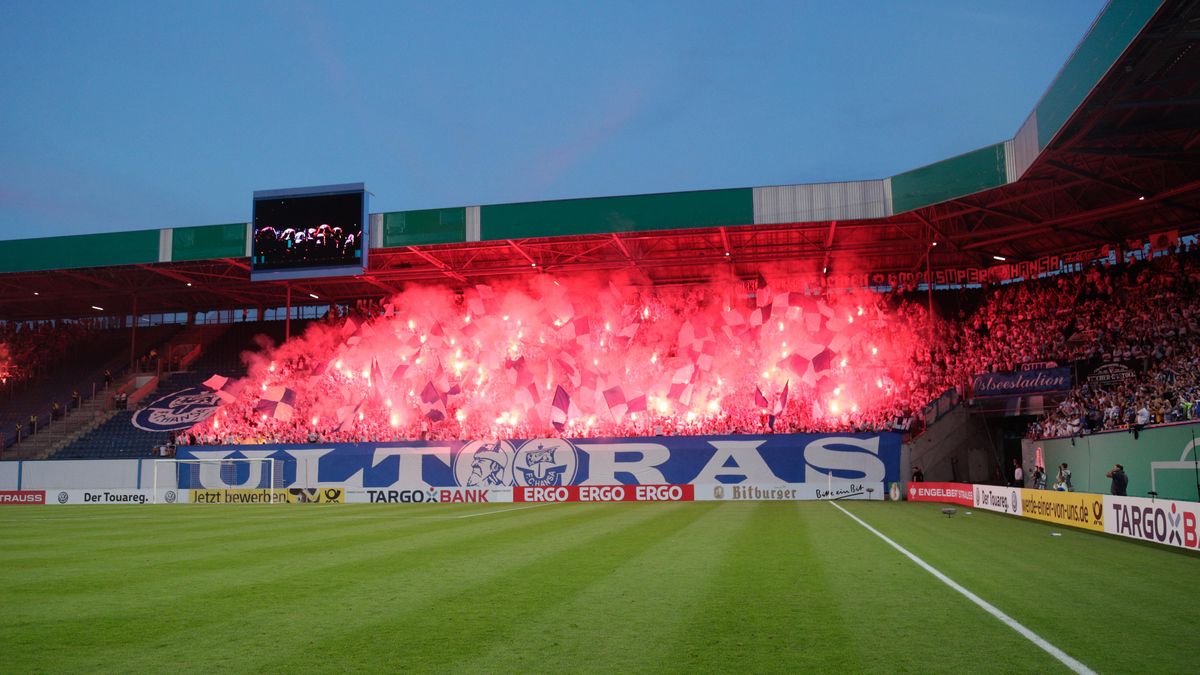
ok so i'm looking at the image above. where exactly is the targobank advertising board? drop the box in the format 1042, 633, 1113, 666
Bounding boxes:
1105, 495, 1200, 551
175, 434, 901, 501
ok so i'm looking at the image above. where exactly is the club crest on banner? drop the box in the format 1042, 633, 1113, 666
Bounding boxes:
131, 386, 221, 432
513, 438, 579, 487
454, 440, 516, 487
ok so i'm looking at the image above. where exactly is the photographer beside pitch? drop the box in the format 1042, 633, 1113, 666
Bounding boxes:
1106, 463, 1128, 496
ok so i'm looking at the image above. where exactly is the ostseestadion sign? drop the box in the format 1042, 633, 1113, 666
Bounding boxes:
971, 367, 1072, 397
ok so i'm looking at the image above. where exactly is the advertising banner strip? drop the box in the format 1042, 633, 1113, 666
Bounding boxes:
907, 482, 974, 506
1105, 495, 1200, 551
698, 482, 880, 501
973, 485, 1024, 516
515, 484, 694, 503
190, 488, 345, 504
49, 489, 155, 505
0, 490, 45, 505
345, 488, 513, 504
1019, 488, 1105, 532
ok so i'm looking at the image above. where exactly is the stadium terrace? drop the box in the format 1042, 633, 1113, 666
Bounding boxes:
2, 2, 1200, 672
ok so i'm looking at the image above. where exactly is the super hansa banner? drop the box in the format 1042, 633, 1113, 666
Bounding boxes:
175, 433, 901, 495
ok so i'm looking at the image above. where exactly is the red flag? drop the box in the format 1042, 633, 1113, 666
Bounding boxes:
604, 386, 634, 421
774, 380, 789, 416
672, 363, 696, 385
336, 397, 365, 431
696, 341, 717, 371
391, 361, 410, 384
369, 357, 385, 401
668, 382, 694, 407
626, 393, 647, 414
419, 380, 447, 422
755, 386, 770, 410
551, 385, 576, 431
560, 316, 590, 343
780, 353, 810, 377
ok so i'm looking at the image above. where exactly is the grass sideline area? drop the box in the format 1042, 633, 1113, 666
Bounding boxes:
1, 501, 1195, 673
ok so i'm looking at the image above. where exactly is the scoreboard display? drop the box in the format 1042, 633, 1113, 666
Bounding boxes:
251, 183, 368, 281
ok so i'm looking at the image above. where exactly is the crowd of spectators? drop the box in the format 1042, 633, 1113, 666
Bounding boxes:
1026, 250, 1200, 438
179, 283, 942, 445
0, 321, 100, 388
13, 246, 1199, 447
179, 247, 1200, 445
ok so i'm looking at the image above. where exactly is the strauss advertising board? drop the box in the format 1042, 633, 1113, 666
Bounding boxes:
907, 482, 973, 506
174, 433, 901, 502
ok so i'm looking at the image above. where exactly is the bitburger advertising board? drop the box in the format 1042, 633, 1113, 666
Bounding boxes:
697, 482, 878, 501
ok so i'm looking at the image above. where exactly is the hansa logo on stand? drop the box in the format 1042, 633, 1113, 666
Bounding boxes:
57, 491, 69, 504
164, 490, 178, 504
131, 386, 221, 432
513, 438, 578, 487
453, 440, 516, 487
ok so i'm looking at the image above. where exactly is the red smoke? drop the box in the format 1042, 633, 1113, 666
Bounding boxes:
191, 273, 931, 441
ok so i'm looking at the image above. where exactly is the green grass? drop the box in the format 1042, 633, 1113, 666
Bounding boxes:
0, 501, 1196, 673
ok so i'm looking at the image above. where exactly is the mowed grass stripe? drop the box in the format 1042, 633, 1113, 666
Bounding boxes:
841, 501, 1200, 674
664, 501, 1066, 673
655, 500, 862, 672
4, 501, 1196, 673
0, 503, 611, 670
451, 501, 755, 673
828, 501, 1086, 674
258, 501, 711, 672
1, 503, 550, 602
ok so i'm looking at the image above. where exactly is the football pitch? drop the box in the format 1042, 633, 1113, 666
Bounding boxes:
1, 501, 1195, 673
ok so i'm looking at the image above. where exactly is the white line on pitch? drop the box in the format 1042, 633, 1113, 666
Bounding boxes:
452, 503, 549, 519
829, 501, 1095, 675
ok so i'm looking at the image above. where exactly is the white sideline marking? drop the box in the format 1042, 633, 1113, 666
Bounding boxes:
453, 503, 548, 519
829, 501, 1095, 675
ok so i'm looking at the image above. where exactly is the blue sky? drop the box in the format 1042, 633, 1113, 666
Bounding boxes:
0, 0, 1106, 240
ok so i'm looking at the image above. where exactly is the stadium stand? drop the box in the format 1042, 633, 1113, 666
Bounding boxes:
145, 246, 1200, 446
0, 324, 180, 453
13, 247, 1200, 455
51, 320, 312, 458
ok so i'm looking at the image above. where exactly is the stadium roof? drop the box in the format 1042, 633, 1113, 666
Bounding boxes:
1, 0, 1198, 322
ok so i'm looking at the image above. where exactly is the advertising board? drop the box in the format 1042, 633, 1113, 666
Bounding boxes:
189, 488, 345, 504
0, 490, 45, 505
345, 487, 512, 504
1020, 488, 1104, 532
48, 489, 156, 505
1105, 495, 1200, 551
973, 485, 1023, 516
514, 484, 694, 502
907, 482, 974, 506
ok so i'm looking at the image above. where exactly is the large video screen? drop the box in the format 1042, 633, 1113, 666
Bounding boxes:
251, 183, 368, 281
